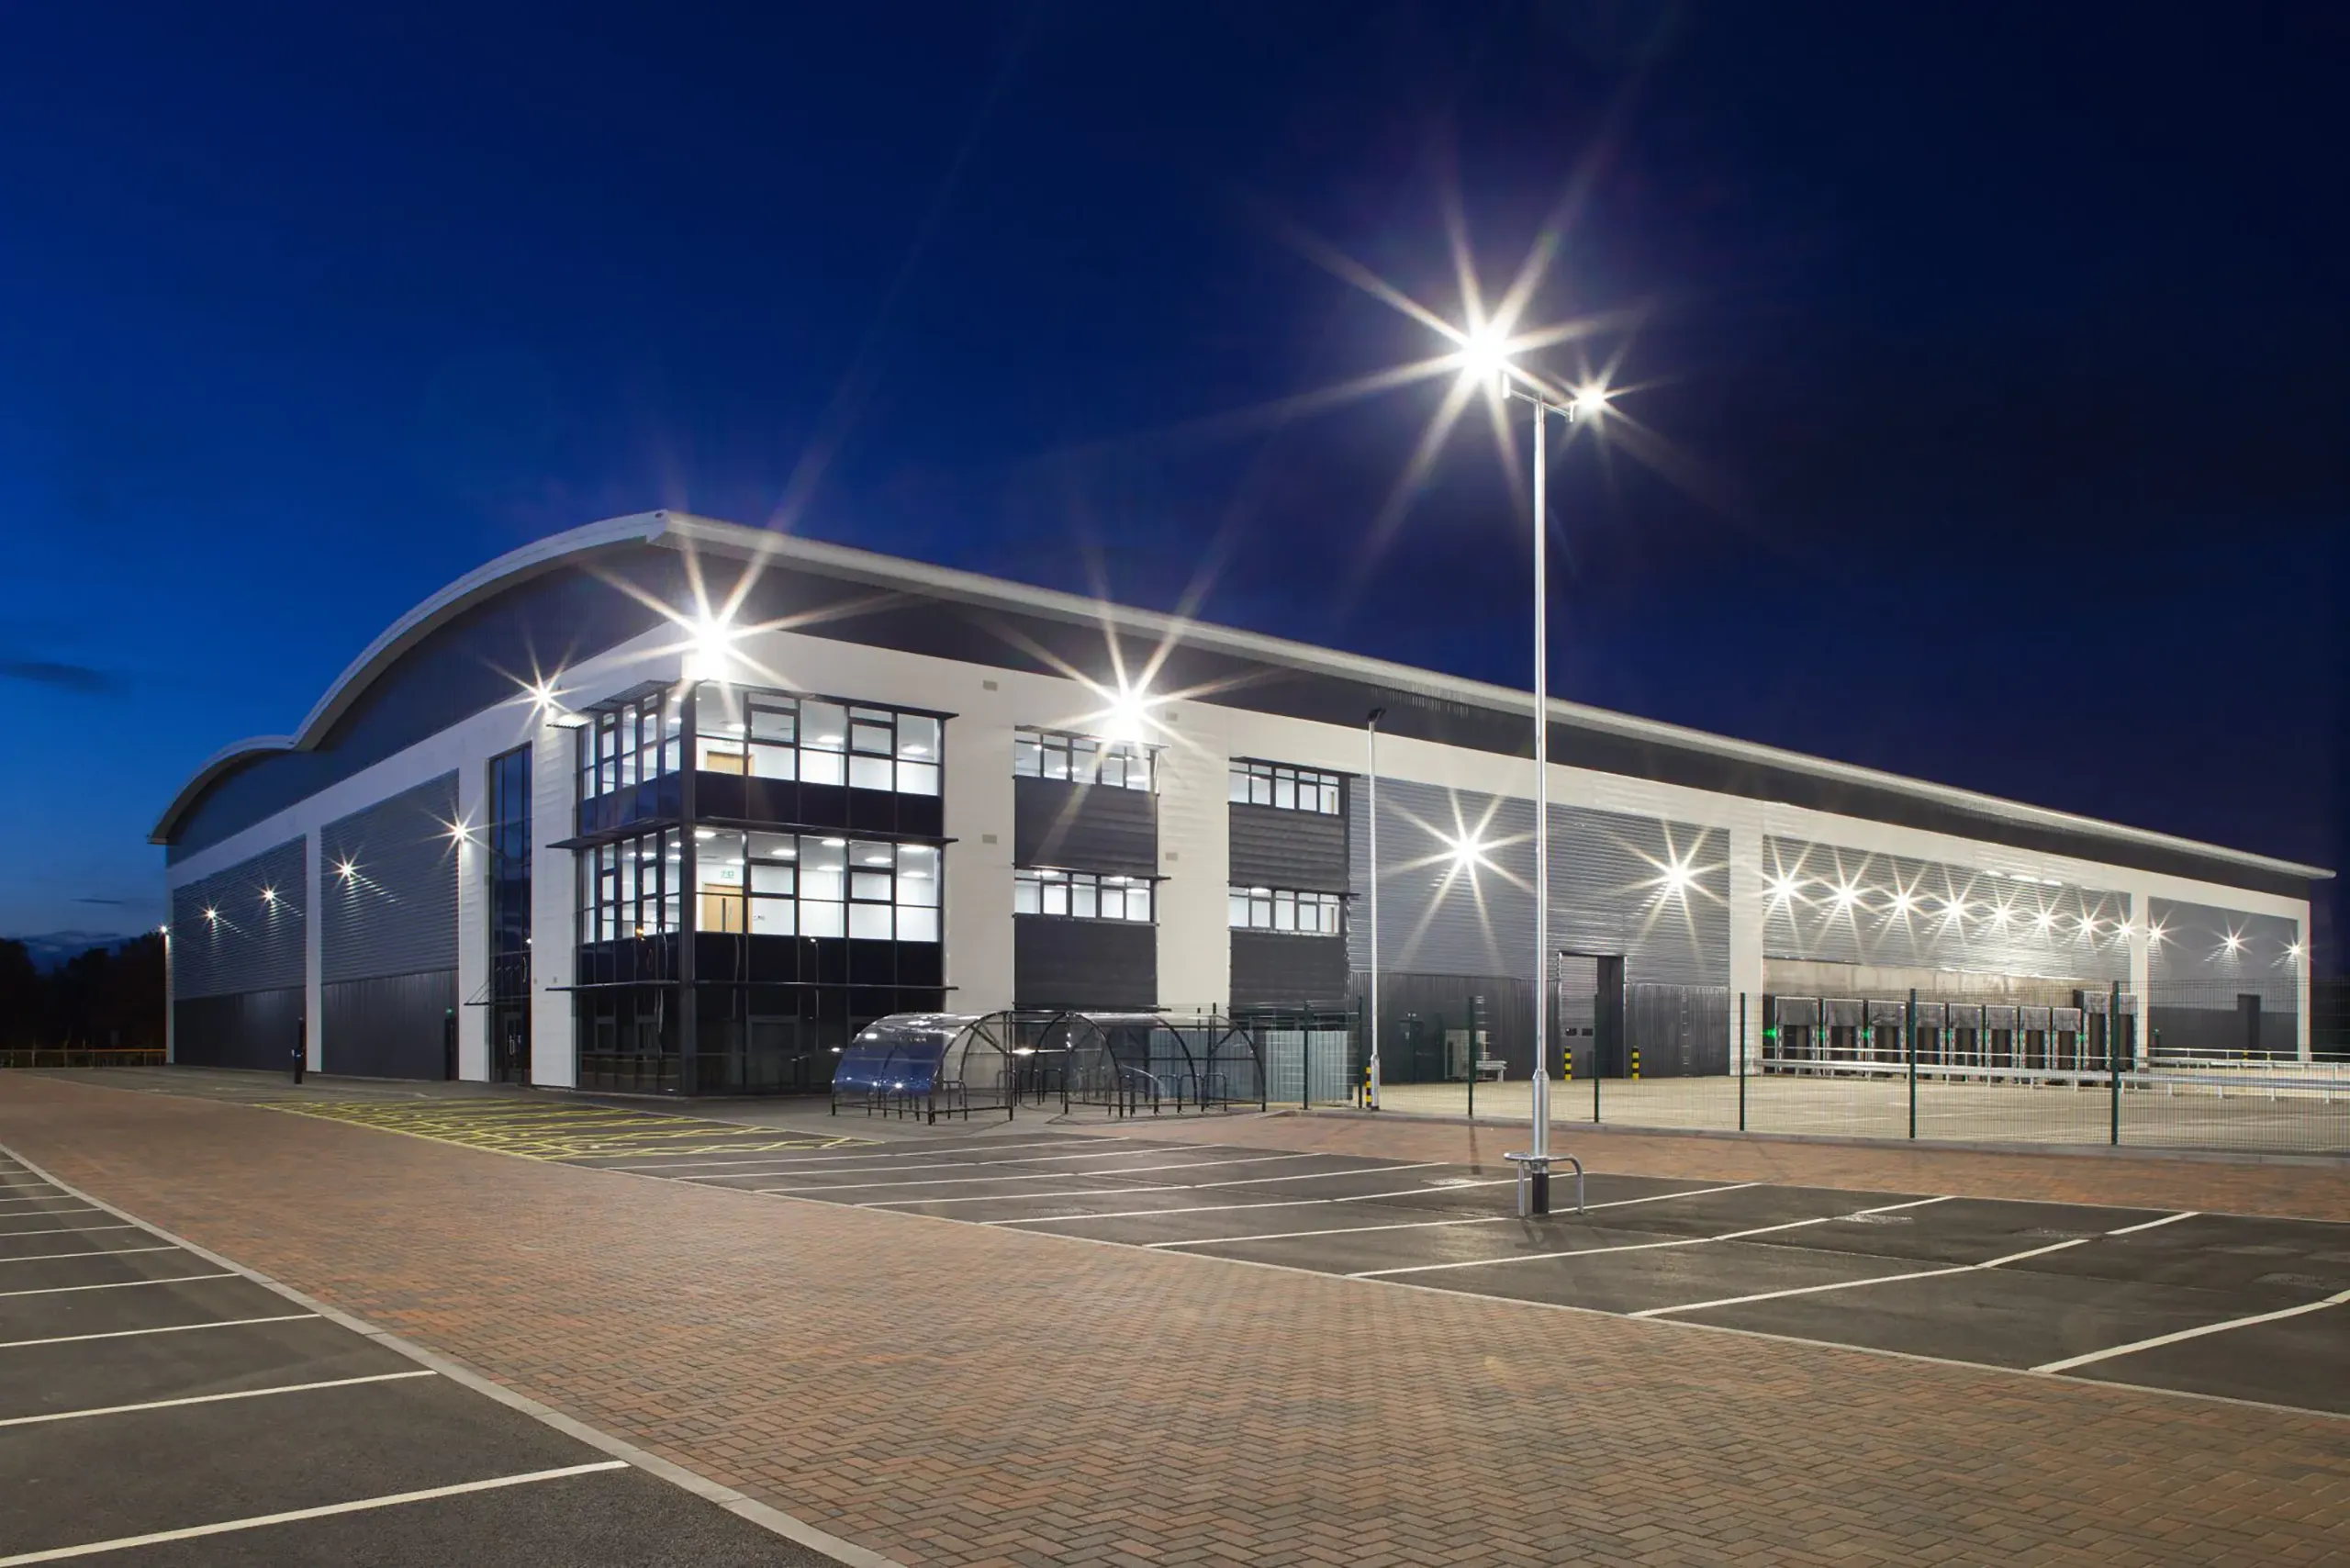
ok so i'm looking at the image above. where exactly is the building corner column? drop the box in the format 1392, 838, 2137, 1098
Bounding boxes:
1726, 814, 1764, 1071
304, 827, 324, 1071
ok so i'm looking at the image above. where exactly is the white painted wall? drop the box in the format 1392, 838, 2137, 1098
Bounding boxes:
170, 606, 2316, 1088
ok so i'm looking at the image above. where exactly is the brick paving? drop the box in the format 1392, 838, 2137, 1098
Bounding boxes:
5, 1074, 2346, 1567
1067, 1109, 2350, 1223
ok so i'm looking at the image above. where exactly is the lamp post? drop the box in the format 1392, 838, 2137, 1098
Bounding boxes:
1457, 331, 1608, 1215
1365, 707, 1386, 1110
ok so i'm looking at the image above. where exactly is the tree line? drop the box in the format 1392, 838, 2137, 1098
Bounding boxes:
0, 935, 166, 1051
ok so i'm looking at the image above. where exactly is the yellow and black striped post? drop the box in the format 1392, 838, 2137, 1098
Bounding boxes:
1630, 1047, 1640, 1081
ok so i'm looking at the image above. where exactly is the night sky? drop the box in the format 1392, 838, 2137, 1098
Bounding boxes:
2, 4, 2341, 963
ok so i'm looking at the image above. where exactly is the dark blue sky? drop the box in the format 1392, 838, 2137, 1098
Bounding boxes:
3, 3, 2341, 959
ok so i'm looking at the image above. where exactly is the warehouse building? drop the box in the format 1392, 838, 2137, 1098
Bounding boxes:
151, 511, 2324, 1093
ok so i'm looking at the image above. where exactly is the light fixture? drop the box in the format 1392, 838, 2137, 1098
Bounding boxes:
447, 819, 471, 844
688, 611, 740, 679
1830, 883, 1858, 909
822, 837, 845, 848
902, 744, 930, 756
1569, 382, 1613, 420
1453, 323, 1513, 386
1766, 874, 1800, 902
1990, 904, 2013, 927
204, 907, 218, 923
2222, 932, 2244, 953
1942, 898, 1970, 923
260, 887, 275, 903
2288, 941, 2304, 960
694, 828, 716, 841
2035, 909, 2056, 930
1890, 890, 1914, 914
2147, 923, 2167, 946
1660, 859, 1695, 897
529, 678, 562, 714
335, 858, 356, 880
1448, 833, 1488, 870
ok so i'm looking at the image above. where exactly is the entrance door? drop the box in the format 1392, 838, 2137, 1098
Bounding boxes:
491, 1004, 532, 1084
1553, 954, 1623, 1079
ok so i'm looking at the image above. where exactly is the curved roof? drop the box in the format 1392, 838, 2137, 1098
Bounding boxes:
148, 513, 666, 845
152, 510, 2334, 888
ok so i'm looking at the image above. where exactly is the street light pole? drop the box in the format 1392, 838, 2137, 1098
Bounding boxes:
1502, 381, 1595, 1215
1528, 396, 1551, 1170
1365, 707, 1385, 1111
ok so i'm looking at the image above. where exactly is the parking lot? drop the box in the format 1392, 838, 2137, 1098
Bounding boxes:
563, 1129, 2350, 1417
0, 1147, 846, 1566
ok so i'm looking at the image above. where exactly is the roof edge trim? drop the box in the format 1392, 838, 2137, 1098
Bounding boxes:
149, 512, 668, 844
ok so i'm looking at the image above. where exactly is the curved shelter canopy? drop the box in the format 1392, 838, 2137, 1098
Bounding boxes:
833, 1013, 1015, 1120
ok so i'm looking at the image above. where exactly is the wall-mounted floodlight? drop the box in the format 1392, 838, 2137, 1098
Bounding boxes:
1766, 874, 1800, 902
1448, 833, 1489, 870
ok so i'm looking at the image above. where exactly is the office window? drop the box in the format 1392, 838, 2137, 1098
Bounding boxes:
580, 690, 683, 801
1227, 760, 1341, 814
1013, 727, 1153, 791
1014, 868, 1153, 922
695, 684, 942, 796
580, 830, 683, 943
1227, 886, 1343, 935
694, 830, 940, 943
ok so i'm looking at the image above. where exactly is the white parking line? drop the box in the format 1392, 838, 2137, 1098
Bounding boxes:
0, 1368, 437, 1428
1631, 1234, 2088, 1317
758, 1151, 1318, 1193
0, 1460, 631, 1565
1144, 1182, 1763, 1249
1350, 1196, 1953, 1279
0, 1273, 237, 1300
990, 1178, 1519, 1226
0, 1195, 81, 1206
0, 1314, 318, 1351
2107, 1209, 2199, 1235
601, 1138, 1118, 1171
0, 1245, 181, 1267
0, 1222, 134, 1238
2033, 1287, 2350, 1373
1629, 1208, 2203, 1320
860, 1160, 1444, 1208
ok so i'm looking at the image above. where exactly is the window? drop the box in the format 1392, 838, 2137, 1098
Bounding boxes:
695, 830, 941, 943
1227, 886, 1344, 935
1228, 760, 1341, 814
1013, 727, 1153, 790
1014, 868, 1153, 922
580, 690, 683, 801
695, 684, 941, 797
580, 829, 683, 943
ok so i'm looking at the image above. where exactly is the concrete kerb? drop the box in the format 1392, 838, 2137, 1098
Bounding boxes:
0, 1139, 911, 1568
1280, 1104, 2350, 1170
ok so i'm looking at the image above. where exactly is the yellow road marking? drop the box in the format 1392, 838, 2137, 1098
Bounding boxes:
254, 1100, 871, 1161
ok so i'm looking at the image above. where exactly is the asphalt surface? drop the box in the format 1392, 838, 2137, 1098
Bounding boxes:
559, 1124, 2350, 1417
0, 1149, 843, 1567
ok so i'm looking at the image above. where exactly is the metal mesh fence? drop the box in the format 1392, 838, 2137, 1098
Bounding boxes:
1365, 983, 2344, 1155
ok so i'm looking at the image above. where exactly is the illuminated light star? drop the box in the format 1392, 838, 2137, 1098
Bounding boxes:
2147, 924, 2166, 946
336, 858, 357, 880
1766, 874, 1799, 902
1659, 858, 1695, 897
2288, 942, 2304, 960
1453, 323, 1514, 387
260, 888, 275, 904
688, 612, 740, 681
1569, 381, 1613, 421
1830, 884, 1858, 910
2222, 931, 2244, 953
1890, 890, 1914, 915
1449, 833, 1490, 871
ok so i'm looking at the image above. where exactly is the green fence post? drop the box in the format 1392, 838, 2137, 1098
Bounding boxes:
1906, 988, 1918, 1140
1301, 1011, 1312, 1110
1466, 996, 1478, 1121
1738, 992, 1748, 1133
